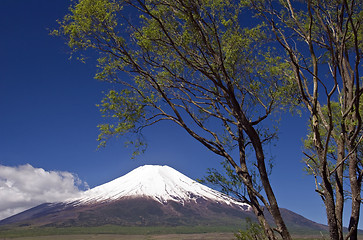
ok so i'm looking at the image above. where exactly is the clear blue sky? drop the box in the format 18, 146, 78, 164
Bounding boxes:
0, 0, 361, 229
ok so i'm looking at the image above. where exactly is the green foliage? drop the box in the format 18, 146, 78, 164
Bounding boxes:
54, 0, 298, 156
97, 90, 145, 144
303, 101, 343, 175
199, 160, 248, 200
234, 218, 267, 240
199, 157, 273, 202
303, 98, 363, 187
96, 89, 151, 157
52, 0, 122, 50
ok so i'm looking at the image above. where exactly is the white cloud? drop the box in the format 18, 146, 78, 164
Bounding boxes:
0, 164, 88, 220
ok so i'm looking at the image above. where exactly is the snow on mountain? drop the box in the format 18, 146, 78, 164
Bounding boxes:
68, 165, 250, 210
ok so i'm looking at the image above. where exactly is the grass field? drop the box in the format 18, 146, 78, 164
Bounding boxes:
1, 225, 361, 240
0, 225, 241, 239
0, 233, 337, 240
0, 233, 238, 240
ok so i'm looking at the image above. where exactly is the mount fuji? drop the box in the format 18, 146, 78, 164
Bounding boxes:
0, 165, 327, 233
68, 165, 252, 208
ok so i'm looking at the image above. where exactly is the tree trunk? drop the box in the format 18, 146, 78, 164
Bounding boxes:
229, 77, 291, 240
246, 126, 292, 240
343, 58, 361, 240
313, 114, 340, 240
235, 127, 277, 240
347, 151, 361, 240
335, 138, 345, 240
323, 188, 340, 240
247, 189, 277, 240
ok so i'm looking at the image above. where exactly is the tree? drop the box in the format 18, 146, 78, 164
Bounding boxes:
246, 0, 362, 239
303, 99, 363, 240
199, 157, 273, 205
53, 0, 298, 239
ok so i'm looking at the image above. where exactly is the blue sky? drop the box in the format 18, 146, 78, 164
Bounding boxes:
0, 0, 361, 229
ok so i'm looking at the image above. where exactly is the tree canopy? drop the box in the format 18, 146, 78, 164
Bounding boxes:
54, 1, 298, 239
54, 0, 362, 239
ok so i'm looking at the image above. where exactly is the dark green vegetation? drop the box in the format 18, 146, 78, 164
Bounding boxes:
0, 232, 239, 240
0, 225, 242, 238
0, 224, 333, 239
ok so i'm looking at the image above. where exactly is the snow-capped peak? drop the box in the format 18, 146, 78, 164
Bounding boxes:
69, 165, 250, 210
